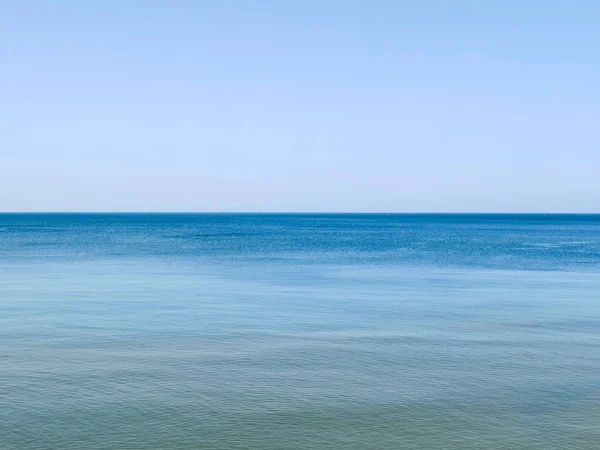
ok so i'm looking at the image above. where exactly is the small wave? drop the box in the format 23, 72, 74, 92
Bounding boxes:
521, 243, 561, 248
7, 226, 66, 231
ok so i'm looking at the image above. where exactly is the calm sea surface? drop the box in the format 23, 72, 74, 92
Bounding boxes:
1, 214, 600, 449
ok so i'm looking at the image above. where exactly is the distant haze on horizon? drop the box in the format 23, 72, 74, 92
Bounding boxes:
1, 1, 598, 213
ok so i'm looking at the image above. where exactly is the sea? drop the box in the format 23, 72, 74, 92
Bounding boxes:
1, 213, 599, 449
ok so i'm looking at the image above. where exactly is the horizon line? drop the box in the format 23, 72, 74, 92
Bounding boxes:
1, 212, 599, 215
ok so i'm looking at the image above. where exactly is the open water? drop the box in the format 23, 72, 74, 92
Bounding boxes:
1, 213, 599, 449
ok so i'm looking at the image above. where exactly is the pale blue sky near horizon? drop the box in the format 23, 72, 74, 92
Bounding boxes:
1, 1, 598, 212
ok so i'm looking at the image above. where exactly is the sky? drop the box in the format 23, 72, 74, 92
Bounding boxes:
1, 0, 599, 212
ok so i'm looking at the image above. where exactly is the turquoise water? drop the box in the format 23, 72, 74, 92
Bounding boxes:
1, 214, 600, 449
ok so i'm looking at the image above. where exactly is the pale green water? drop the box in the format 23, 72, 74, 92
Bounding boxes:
1, 214, 600, 449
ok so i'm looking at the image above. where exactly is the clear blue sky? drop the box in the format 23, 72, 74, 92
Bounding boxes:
1, 1, 598, 212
